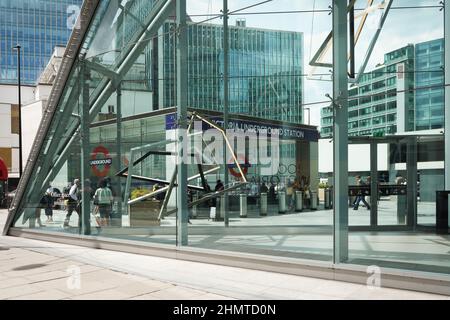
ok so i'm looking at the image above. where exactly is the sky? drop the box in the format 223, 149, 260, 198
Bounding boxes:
186, 0, 444, 128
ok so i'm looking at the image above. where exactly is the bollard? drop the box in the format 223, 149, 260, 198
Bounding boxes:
278, 191, 287, 214
220, 194, 226, 219
310, 190, 318, 210
324, 188, 331, 209
240, 194, 247, 218
260, 192, 268, 216
192, 193, 198, 219
295, 191, 303, 212
397, 194, 407, 224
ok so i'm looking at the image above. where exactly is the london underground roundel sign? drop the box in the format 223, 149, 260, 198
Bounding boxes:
228, 155, 251, 178
90, 146, 112, 177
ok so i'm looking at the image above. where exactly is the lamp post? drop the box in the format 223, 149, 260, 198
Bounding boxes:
13, 44, 22, 177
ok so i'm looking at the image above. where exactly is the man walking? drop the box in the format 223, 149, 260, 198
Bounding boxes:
64, 179, 81, 228
353, 175, 370, 211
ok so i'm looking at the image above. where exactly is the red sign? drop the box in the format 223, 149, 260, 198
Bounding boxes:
228, 155, 251, 178
0, 157, 7, 181
90, 146, 112, 177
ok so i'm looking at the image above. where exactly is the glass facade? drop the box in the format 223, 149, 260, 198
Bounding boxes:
157, 21, 303, 123
321, 38, 445, 137
321, 45, 415, 137
0, 0, 82, 85
4, 0, 450, 290
415, 38, 445, 130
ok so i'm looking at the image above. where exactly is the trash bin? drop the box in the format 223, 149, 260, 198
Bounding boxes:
436, 191, 450, 234
240, 194, 247, 218
310, 190, 318, 210
295, 191, 303, 212
278, 191, 286, 214
260, 192, 268, 216
397, 194, 407, 225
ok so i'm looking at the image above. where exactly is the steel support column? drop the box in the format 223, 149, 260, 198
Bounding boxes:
445, 0, 450, 227
406, 137, 417, 229
332, 0, 349, 263
223, 0, 230, 227
116, 85, 123, 222
176, 0, 188, 246
370, 142, 378, 227
80, 62, 91, 235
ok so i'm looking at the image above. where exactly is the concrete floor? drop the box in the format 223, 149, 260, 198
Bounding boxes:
10, 198, 450, 274
1, 209, 449, 300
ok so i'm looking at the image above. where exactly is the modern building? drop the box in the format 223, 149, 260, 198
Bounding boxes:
415, 38, 445, 131
0, 46, 64, 188
320, 39, 445, 138
0, 0, 83, 85
156, 20, 304, 124
4, 0, 450, 297
321, 44, 416, 137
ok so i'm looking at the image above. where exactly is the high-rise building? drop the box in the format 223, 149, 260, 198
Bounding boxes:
320, 44, 415, 137
0, 0, 83, 85
320, 38, 445, 138
156, 21, 304, 124
414, 38, 445, 130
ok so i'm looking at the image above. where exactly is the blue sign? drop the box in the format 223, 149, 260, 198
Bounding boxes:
165, 114, 319, 142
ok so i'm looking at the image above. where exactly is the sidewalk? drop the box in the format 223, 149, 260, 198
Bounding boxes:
1, 210, 449, 300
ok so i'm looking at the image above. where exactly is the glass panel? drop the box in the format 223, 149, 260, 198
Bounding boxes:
12, 0, 177, 246
347, 0, 448, 274
183, 0, 333, 262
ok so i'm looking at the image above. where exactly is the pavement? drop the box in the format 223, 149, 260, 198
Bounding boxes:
1, 209, 449, 300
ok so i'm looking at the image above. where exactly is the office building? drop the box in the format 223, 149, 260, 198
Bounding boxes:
320, 39, 445, 138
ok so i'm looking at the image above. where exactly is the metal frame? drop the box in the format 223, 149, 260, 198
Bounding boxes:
332, 0, 349, 264
3, 0, 100, 235
309, 0, 393, 84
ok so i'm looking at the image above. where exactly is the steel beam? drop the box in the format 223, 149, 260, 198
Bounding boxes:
355, 0, 393, 83
176, 0, 189, 246
445, 0, 450, 227
80, 62, 91, 235
223, 0, 230, 227
332, 0, 349, 263
370, 142, 378, 226
406, 137, 417, 229
116, 84, 123, 221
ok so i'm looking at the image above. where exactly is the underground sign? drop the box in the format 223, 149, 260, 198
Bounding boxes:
228, 155, 251, 178
90, 146, 112, 177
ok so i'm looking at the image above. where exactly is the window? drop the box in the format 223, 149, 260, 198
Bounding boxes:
11, 104, 19, 134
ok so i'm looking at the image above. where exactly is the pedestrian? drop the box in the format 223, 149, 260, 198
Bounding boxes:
64, 179, 81, 228
93, 179, 113, 227
215, 179, 224, 192
44, 184, 55, 223
260, 182, 269, 194
353, 175, 370, 211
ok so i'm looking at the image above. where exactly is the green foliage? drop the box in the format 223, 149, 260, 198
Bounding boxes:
130, 187, 150, 200
318, 182, 329, 189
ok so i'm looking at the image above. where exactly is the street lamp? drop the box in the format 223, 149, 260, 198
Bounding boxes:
12, 44, 22, 177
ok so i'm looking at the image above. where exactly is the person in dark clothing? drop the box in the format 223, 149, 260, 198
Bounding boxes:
214, 180, 224, 192
268, 183, 276, 204
353, 175, 370, 210
260, 183, 269, 194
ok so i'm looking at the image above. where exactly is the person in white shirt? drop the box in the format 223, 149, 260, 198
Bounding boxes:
64, 179, 81, 228
93, 179, 113, 226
